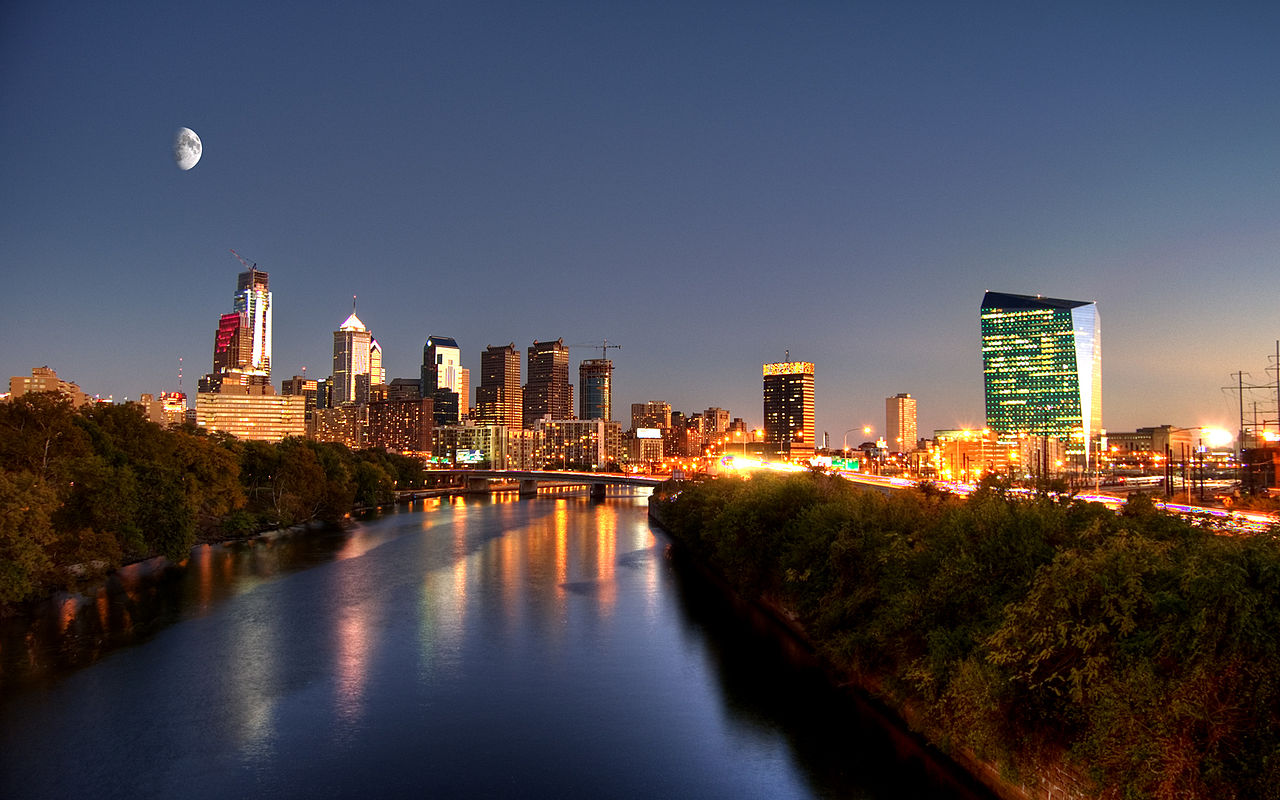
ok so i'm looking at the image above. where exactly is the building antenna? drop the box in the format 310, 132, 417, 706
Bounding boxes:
177, 356, 183, 391
785, 349, 790, 362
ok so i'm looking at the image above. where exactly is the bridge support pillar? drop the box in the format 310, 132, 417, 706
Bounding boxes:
466, 477, 490, 495
519, 479, 539, 497
590, 483, 606, 500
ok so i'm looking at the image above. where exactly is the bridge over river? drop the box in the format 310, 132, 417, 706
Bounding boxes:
414, 469, 665, 499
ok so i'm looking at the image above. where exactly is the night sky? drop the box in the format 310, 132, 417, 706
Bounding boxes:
4, 1, 1278, 440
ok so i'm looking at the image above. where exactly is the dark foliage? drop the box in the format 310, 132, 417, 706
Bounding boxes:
0, 394, 425, 608
652, 473, 1280, 800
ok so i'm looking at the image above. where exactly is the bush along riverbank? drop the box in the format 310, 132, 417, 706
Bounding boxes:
0, 394, 428, 612
648, 472, 1280, 800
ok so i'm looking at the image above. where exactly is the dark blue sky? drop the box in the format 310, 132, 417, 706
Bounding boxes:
4, 1, 1279, 438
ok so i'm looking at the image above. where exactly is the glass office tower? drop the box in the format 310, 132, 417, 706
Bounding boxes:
980, 291, 1101, 453
578, 358, 613, 420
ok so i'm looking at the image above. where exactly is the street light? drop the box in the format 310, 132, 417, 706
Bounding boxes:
842, 428, 860, 454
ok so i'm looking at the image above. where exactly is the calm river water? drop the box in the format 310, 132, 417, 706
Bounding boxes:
0, 491, 990, 799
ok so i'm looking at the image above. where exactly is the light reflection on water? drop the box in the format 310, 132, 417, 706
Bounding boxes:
227, 595, 280, 759
0, 492, 991, 800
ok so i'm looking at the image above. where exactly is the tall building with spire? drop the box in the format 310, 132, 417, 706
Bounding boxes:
523, 338, 571, 428
980, 291, 1101, 454
332, 303, 373, 406
477, 343, 522, 428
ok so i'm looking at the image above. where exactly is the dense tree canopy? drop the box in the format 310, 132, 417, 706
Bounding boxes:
0, 394, 424, 607
653, 473, 1280, 800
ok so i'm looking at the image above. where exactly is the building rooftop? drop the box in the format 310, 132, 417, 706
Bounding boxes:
981, 291, 1093, 311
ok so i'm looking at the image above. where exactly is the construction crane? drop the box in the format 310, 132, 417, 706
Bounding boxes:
229, 249, 257, 270
572, 340, 622, 360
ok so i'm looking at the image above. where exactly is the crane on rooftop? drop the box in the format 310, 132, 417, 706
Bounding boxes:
229, 249, 257, 271
571, 340, 622, 360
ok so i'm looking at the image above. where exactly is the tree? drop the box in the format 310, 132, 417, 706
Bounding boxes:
0, 393, 89, 478
171, 430, 244, 533
0, 470, 59, 604
270, 440, 327, 526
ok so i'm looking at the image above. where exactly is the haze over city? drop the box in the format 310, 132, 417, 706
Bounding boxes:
4, 1, 1279, 437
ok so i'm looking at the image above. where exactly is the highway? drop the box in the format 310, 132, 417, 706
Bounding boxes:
835, 470, 1278, 534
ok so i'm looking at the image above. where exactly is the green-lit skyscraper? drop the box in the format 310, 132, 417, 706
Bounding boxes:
981, 291, 1101, 452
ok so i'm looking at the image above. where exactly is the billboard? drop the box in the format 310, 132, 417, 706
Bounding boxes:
457, 449, 486, 465
636, 428, 662, 439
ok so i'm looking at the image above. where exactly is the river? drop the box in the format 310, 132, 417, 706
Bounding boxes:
0, 491, 991, 799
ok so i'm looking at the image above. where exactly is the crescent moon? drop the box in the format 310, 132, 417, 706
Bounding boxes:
173, 127, 202, 171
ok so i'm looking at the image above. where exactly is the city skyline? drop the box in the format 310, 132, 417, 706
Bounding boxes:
5, 2, 1279, 437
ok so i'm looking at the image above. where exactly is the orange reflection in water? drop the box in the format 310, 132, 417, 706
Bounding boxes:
191, 545, 213, 611
334, 607, 372, 726
554, 500, 569, 588
57, 595, 78, 634
95, 590, 109, 631
593, 504, 618, 616
452, 521, 468, 607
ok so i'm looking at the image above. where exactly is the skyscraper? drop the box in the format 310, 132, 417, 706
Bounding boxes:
885, 393, 918, 453
201, 266, 272, 394
763, 360, 815, 460
523, 338, 571, 428
332, 310, 372, 405
476, 343, 522, 428
212, 313, 250, 376
578, 358, 613, 420
422, 336, 462, 426
980, 291, 1101, 451
234, 267, 271, 377
369, 339, 385, 390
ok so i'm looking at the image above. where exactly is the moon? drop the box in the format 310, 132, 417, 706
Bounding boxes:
173, 127, 202, 170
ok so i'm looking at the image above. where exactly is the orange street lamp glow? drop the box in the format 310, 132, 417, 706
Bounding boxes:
1202, 428, 1233, 448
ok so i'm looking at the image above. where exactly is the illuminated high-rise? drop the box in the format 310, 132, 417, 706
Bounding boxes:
332, 311, 372, 405
980, 291, 1101, 452
762, 360, 815, 460
422, 336, 462, 426
631, 401, 671, 431
578, 358, 613, 420
885, 393, 917, 453
233, 267, 271, 377
201, 266, 272, 394
702, 408, 730, 434
523, 338, 571, 428
369, 339, 385, 390
476, 343, 522, 428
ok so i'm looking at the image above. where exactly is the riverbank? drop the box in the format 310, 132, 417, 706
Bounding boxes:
648, 473, 1280, 800
648, 495, 1056, 800
655, 506, 1001, 799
